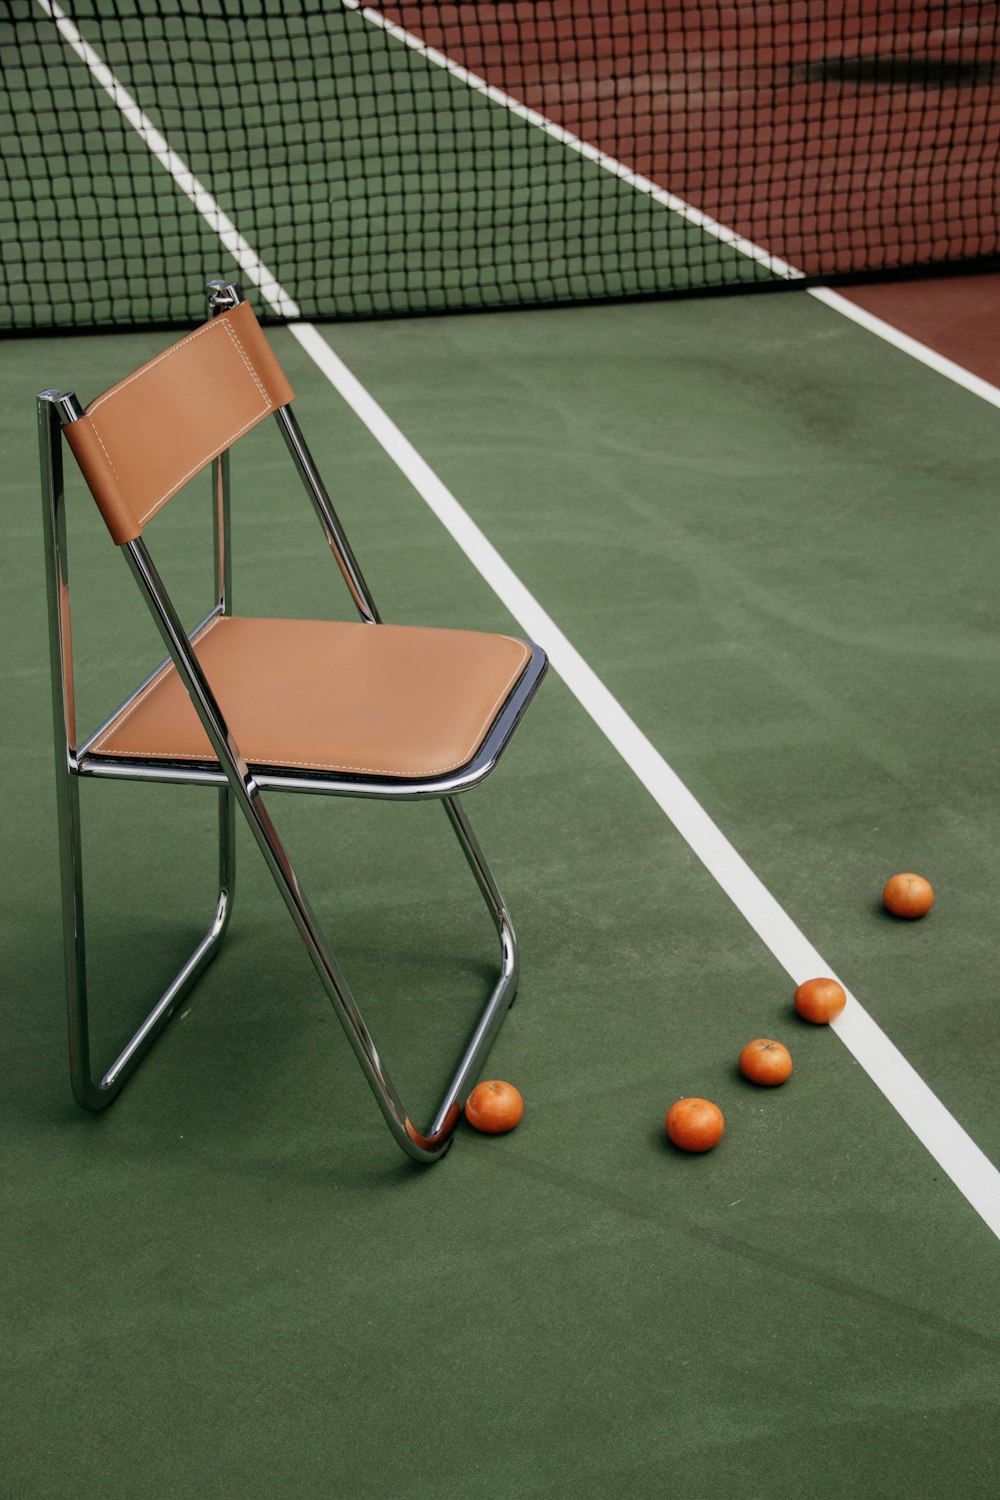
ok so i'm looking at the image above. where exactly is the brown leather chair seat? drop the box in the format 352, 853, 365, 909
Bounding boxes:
93, 615, 531, 779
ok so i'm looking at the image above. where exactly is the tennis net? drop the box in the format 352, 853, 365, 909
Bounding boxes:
3, 1, 998, 331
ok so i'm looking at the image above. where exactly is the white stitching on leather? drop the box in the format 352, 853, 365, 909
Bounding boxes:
134, 405, 267, 528
93, 631, 532, 776
87, 317, 220, 414
85, 417, 121, 480
223, 320, 269, 405
134, 321, 270, 524
84, 315, 273, 530
89, 614, 224, 753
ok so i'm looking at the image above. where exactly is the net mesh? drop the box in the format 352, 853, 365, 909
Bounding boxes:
3, 0, 998, 331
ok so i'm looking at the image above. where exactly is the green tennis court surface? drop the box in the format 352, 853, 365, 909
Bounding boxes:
3, 286, 999, 1496
3, 2, 769, 331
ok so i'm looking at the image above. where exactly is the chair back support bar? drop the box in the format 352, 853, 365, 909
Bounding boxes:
63, 301, 294, 544
38, 394, 77, 755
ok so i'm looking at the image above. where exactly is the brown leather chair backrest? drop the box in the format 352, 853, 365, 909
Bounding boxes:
63, 301, 294, 544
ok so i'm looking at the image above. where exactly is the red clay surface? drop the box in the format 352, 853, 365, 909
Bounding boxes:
374, 2, 1000, 279
839, 274, 1000, 387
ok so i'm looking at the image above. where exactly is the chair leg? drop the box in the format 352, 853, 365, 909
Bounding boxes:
427, 795, 520, 1134
225, 785, 519, 1164
119, 539, 523, 1162
60, 779, 236, 1110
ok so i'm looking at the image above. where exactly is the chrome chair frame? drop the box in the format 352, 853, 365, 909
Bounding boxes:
39, 281, 546, 1163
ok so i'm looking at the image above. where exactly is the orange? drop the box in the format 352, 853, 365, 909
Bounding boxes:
793, 976, 846, 1024
465, 1079, 523, 1134
883, 872, 934, 919
739, 1038, 793, 1086
665, 1097, 724, 1153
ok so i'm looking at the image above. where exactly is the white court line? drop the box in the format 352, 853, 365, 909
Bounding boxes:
341, 0, 803, 282
346, 2, 1000, 411
808, 287, 1000, 407
40, 0, 1000, 1237
288, 324, 1000, 1240
35, 0, 300, 317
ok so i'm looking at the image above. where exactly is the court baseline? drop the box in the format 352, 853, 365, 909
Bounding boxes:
38, 0, 1000, 1237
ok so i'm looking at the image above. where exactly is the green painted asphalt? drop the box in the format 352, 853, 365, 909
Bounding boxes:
2, 290, 998, 1498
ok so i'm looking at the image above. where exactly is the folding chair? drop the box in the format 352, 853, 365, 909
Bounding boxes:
38, 280, 546, 1163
